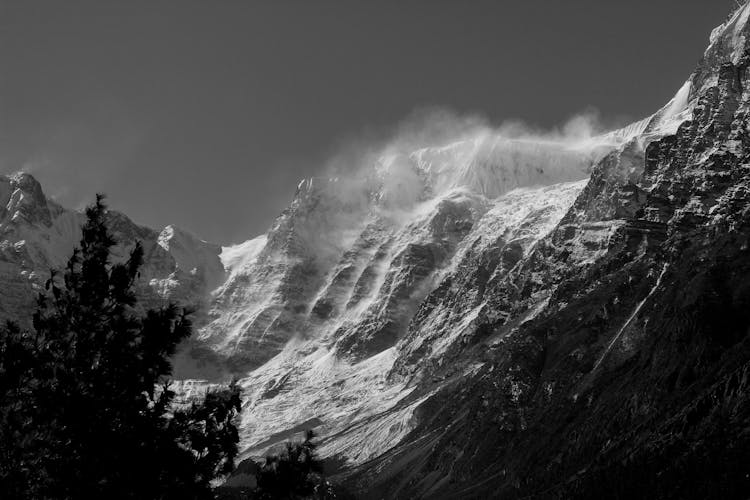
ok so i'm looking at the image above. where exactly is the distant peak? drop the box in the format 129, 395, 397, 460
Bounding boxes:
0, 171, 51, 226
158, 224, 216, 250
692, 1, 750, 98
710, 1, 750, 48
6, 171, 43, 192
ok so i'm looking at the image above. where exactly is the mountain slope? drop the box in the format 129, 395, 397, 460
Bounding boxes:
340, 4, 750, 498
2, 3, 750, 498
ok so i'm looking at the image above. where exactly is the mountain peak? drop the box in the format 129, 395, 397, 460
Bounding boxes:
0, 171, 53, 227
708, 1, 750, 55
157, 223, 224, 288
693, 1, 750, 97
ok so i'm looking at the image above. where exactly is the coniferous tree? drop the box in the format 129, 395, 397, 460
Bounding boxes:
253, 431, 333, 500
0, 196, 241, 499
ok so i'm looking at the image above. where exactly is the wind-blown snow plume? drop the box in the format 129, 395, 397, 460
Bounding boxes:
179, 104, 658, 467
309, 108, 619, 220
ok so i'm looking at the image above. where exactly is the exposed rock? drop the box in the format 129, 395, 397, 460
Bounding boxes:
340, 5, 750, 498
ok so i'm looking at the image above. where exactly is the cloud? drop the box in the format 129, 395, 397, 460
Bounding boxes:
313, 106, 617, 210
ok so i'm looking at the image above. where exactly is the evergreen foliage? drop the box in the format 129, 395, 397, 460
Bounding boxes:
0, 196, 242, 499
253, 431, 333, 500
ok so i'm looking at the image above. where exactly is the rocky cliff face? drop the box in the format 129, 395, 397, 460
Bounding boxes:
3, 3, 750, 498
340, 5, 750, 498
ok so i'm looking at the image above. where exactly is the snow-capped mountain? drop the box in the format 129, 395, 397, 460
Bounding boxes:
3, 2, 750, 497
0, 173, 223, 326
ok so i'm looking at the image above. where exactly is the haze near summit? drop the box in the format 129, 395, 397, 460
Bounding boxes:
0, 0, 735, 243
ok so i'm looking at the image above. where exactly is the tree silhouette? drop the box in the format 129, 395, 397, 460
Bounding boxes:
253, 430, 334, 500
0, 195, 241, 499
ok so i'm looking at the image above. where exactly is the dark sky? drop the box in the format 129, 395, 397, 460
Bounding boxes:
0, 0, 738, 244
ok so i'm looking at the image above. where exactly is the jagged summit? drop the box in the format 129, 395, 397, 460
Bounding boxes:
0, 171, 60, 227
157, 225, 225, 290
693, 1, 750, 95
